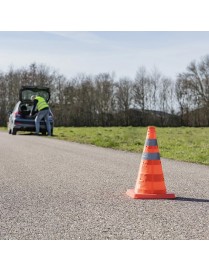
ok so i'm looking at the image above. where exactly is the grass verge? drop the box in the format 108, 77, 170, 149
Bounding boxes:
1, 126, 209, 165
53, 126, 209, 165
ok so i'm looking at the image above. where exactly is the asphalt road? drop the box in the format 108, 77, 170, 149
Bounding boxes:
0, 131, 208, 240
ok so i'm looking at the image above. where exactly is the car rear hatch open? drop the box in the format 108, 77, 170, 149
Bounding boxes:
19, 86, 50, 103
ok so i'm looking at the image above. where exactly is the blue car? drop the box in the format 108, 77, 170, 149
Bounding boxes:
8, 86, 54, 135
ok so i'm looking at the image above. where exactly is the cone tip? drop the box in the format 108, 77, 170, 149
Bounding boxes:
148, 126, 156, 130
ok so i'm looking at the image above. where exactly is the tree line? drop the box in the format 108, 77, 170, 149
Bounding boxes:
1, 55, 209, 127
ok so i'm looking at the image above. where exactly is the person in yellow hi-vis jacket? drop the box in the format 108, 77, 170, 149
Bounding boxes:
30, 95, 51, 136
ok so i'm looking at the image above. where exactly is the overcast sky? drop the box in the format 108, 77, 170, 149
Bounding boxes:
1, 31, 209, 80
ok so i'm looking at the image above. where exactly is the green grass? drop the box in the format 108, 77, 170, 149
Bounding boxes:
1, 126, 209, 165
0, 127, 7, 132
54, 126, 145, 151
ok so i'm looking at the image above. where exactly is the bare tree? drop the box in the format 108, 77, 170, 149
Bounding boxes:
158, 77, 174, 125
134, 66, 150, 111
0, 72, 7, 126
176, 55, 209, 125
175, 74, 193, 125
94, 73, 116, 126
115, 77, 134, 125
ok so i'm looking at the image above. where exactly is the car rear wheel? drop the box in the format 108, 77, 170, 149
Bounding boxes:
8, 129, 11, 134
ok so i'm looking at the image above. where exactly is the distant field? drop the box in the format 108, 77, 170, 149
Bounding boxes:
1, 126, 209, 165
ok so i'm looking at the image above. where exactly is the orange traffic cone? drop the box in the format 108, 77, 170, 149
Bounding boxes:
126, 126, 175, 199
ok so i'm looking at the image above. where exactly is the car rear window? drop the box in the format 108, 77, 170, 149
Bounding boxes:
21, 89, 50, 102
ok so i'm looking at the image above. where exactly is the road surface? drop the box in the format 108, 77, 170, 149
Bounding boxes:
0, 131, 208, 239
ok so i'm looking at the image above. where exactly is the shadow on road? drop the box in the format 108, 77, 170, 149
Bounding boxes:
175, 197, 209, 203
18, 133, 56, 137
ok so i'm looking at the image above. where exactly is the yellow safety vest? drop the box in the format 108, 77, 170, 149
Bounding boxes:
36, 96, 49, 111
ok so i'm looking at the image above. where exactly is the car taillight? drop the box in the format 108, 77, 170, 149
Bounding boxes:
14, 111, 21, 117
